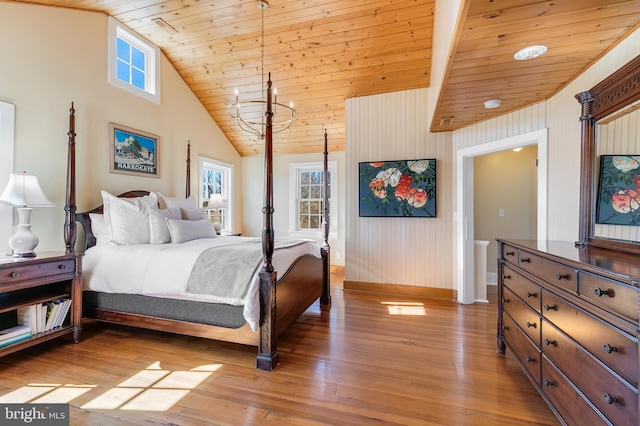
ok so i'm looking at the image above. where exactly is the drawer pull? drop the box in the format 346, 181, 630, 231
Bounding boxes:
594, 288, 609, 297
501, 298, 509, 303
503, 274, 511, 280
603, 344, 618, 354
543, 379, 553, 387
525, 322, 536, 329
505, 251, 515, 256
58, 264, 67, 270
554, 273, 568, 280
502, 325, 509, 331
543, 304, 556, 311
603, 394, 618, 404
543, 338, 556, 346
525, 356, 534, 363
525, 292, 537, 298
10, 272, 20, 278
520, 257, 531, 263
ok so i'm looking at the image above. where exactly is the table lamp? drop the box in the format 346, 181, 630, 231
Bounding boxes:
208, 193, 225, 232
0, 171, 54, 257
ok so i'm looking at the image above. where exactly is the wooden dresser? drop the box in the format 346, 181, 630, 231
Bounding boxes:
497, 239, 639, 425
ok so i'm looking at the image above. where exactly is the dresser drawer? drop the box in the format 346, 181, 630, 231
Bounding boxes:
503, 265, 541, 313
541, 320, 637, 426
502, 243, 518, 265
541, 355, 609, 426
0, 259, 75, 285
502, 286, 541, 346
542, 289, 638, 387
517, 249, 577, 293
580, 271, 639, 322
503, 312, 540, 384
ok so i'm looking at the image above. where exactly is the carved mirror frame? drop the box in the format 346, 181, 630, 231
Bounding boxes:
576, 54, 640, 255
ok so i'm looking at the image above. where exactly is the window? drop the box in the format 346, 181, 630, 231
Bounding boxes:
199, 157, 233, 232
108, 18, 160, 103
290, 161, 337, 236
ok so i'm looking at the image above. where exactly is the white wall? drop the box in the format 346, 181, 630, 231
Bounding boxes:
345, 88, 453, 288
242, 151, 346, 266
0, 2, 242, 251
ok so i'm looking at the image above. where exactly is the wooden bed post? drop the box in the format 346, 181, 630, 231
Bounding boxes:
64, 102, 77, 253
257, 74, 279, 371
320, 129, 331, 308
185, 141, 191, 198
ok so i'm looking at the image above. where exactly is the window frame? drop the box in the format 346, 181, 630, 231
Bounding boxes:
108, 17, 160, 104
289, 161, 337, 238
199, 156, 234, 233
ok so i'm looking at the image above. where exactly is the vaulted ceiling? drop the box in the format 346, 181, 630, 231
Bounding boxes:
11, 1, 640, 156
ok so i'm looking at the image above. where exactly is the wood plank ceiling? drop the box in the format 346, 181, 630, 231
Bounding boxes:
11, 1, 640, 156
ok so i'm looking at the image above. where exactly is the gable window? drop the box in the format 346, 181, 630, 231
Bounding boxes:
108, 18, 160, 103
199, 157, 233, 233
290, 161, 337, 237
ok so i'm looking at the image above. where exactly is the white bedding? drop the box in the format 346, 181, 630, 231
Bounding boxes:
82, 236, 321, 331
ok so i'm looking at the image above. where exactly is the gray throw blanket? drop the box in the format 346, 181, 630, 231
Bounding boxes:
186, 238, 310, 301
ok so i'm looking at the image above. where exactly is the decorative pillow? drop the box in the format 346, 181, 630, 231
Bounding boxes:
180, 207, 208, 221
166, 218, 217, 243
153, 191, 197, 210
101, 190, 158, 245
149, 207, 181, 244
89, 213, 109, 246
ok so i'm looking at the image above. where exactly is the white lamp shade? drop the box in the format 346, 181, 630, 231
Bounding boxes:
208, 193, 225, 209
0, 172, 54, 207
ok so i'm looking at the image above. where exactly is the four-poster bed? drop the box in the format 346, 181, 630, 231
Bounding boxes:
63, 77, 331, 370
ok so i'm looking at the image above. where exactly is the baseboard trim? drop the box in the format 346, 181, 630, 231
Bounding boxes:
343, 280, 455, 301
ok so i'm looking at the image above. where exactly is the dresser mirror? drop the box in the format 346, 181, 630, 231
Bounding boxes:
576, 54, 640, 255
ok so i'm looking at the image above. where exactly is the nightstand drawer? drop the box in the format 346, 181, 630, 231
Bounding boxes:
0, 259, 75, 284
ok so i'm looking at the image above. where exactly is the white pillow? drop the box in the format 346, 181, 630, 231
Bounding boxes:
101, 190, 158, 245
149, 207, 181, 244
89, 213, 109, 246
180, 207, 208, 221
153, 191, 197, 210
166, 218, 217, 243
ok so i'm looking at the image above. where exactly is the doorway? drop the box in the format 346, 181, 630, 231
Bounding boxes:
455, 129, 548, 304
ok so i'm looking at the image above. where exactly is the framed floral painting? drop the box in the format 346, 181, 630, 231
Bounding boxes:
596, 155, 640, 226
359, 159, 436, 217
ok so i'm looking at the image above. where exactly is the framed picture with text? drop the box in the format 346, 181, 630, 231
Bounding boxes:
109, 123, 159, 178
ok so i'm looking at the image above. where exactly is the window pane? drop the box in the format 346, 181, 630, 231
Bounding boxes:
300, 185, 310, 198
301, 172, 310, 185
131, 46, 145, 71
116, 59, 130, 83
310, 201, 320, 214
300, 215, 309, 229
116, 37, 130, 62
300, 201, 309, 214
131, 68, 145, 90
326, 171, 331, 185
311, 172, 321, 184
310, 216, 320, 229
310, 186, 321, 199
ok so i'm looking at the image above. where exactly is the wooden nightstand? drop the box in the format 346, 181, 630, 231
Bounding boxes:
0, 252, 82, 357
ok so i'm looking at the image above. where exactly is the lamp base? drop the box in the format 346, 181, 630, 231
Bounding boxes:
8, 208, 39, 258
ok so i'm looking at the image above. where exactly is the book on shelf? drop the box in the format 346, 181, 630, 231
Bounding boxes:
0, 324, 31, 342
17, 304, 38, 335
0, 331, 32, 348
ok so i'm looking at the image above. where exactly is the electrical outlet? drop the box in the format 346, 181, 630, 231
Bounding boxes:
498, 209, 505, 217
335, 251, 341, 259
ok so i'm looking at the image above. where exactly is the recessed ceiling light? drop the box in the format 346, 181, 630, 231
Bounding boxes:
513, 147, 523, 152
484, 99, 501, 109
514, 45, 548, 61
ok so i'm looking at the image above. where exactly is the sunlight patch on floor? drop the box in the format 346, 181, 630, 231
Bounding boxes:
381, 301, 426, 315
0, 362, 222, 412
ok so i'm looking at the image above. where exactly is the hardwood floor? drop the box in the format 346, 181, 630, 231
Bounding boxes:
0, 270, 559, 425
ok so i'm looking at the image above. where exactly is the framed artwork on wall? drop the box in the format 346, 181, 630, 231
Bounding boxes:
596, 155, 640, 226
109, 123, 159, 178
359, 159, 436, 217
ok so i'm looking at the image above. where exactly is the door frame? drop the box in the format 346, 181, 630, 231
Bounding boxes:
455, 129, 548, 304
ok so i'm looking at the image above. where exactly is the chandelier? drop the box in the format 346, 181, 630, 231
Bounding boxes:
227, 0, 297, 140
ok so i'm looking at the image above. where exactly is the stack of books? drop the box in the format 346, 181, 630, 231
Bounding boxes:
16, 299, 72, 335
0, 324, 31, 348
